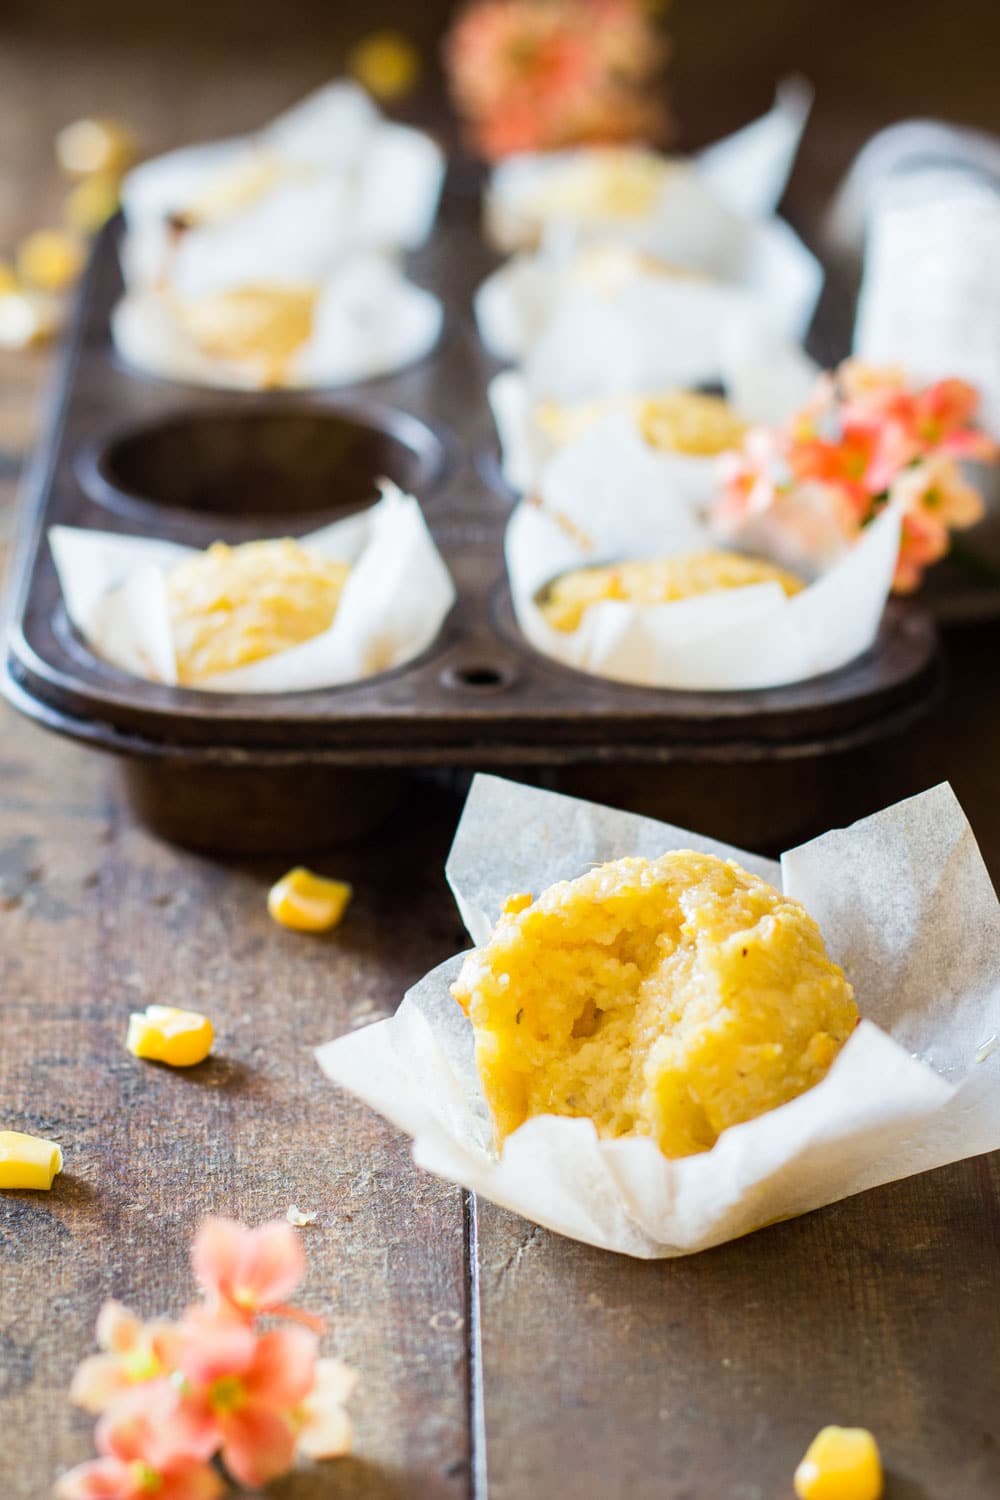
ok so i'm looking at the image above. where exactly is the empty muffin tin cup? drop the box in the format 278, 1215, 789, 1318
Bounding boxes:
78, 401, 450, 533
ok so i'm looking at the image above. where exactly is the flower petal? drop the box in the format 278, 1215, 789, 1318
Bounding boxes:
236, 1221, 305, 1310
159, 1396, 222, 1464
54, 1458, 135, 1500
178, 1315, 256, 1388
297, 1403, 353, 1460
312, 1357, 359, 1407
95, 1301, 142, 1355
191, 1217, 248, 1302
69, 1354, 128, 1414
245, 1325, 318, 1407
220, 1405, 297, 1489
159, 1458, 227, 1500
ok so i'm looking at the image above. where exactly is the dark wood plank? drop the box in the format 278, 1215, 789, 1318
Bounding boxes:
0, 726, 472, 1499
477, 1160, 1000, 1500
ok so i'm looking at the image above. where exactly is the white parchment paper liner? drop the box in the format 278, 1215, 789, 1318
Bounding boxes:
489, 327, 819, 495
501, 413, 899, 690
48, 484, 456, 693
511, 259, 818, 402
826, 117, 1000, 256
476, 220, 821, 367
121, 82, 445, 296
111, 252, 443, 391
317, 774, 1000, 1258
477, 81, 821, 360
852, 167, 1000, 439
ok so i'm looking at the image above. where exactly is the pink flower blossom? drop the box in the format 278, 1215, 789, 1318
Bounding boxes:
444, 0, 671, 159
62, 1218, 355, 1496
709, 359, 996, 593
191, 1216, 318, 1327
70, 1303, 183, 1415
891, 453, 985, 591
171, 1317, 319, 1488
55, 1391, 223, 1500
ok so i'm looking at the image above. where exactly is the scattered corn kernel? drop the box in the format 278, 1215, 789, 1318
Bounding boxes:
126, 1005, 214, 1067
0, 1130, 63, 1190
17, 229, 84, 292
0, 290, 62, 349
56, 117, 137, 177
286, 1204, 318, 1227
0, 261, 18, 297
268, 868, 352, 933
65, 172, 121, 235
794, 1426, 884, 1500
348, 31, 422, 101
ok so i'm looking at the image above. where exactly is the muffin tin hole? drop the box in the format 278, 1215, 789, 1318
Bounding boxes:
77, 402, 449, 531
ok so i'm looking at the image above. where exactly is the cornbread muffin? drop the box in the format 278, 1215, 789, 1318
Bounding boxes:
175, 285, 317, 387
525, 149, 669, 224
538, 551, 805, 634
451, 853, 858, 1157
166, 537, 350, 684
536, 390, 747, 457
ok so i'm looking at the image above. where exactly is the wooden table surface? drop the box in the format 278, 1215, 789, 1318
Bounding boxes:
2, 9, 1000, 1499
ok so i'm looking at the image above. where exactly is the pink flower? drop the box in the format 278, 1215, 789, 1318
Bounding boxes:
171, 1316, 319, 1488
70, 1302, 182, 1415
191, 1216, 317, 1327
55, 1391, 222, 1500
889, 453, 985, 591
714, 425, 788, 531
839, 362, 998, 465
443, 0, 670, 159
893, 508, 949, 593
709, 360, 996, 593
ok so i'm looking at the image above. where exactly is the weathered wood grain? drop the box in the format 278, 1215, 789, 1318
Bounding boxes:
477, 1160, 1000, 1500
0, 745, 472, 1499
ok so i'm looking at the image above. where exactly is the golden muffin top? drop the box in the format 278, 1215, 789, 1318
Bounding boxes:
175, 285, 317, 386
166, 536, 350, 685
535, 389, 747, 457
451, 851, 859, 1158
524, 149, 672, 224
538, 550, 805, 634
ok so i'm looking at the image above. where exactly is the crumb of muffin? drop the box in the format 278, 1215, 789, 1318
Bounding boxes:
451, 851, 858, 1158
167, 537, 349, 683
538, 550, 804, 633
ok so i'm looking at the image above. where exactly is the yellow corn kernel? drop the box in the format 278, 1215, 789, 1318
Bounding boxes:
0, 290, 62, 349
17, 229, 84, 292
794, 1426, 884, 1500
348, 31, 422, 101
126, 1005, 214, 1067
0, 261, 18, 297
0, 1130, 63, 1190
56, 117, 137, 178
65, 172, 121, 235
268, 868, 352, 933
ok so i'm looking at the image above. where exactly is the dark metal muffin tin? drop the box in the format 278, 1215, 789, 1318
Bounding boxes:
2, 193, 941, 850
